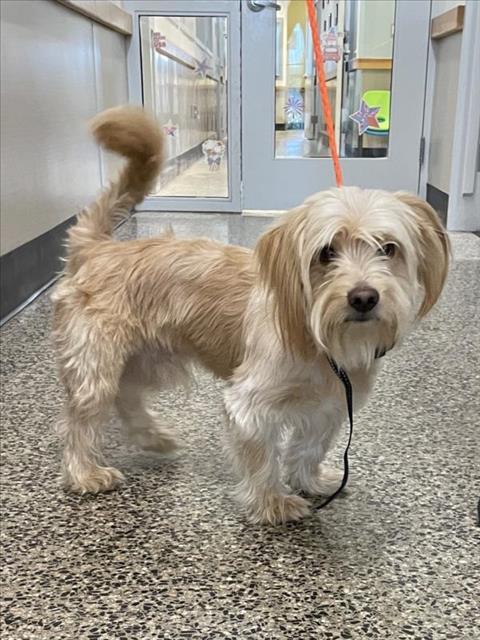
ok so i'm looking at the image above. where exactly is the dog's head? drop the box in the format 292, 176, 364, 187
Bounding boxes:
255, 187, 450, 369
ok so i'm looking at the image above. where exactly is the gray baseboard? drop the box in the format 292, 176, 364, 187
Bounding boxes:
426, 183, 448, 226
0, 216, 75, 321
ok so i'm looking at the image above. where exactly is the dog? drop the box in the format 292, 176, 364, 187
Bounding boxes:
202, 139, 225, 171
52, 106, 450, 524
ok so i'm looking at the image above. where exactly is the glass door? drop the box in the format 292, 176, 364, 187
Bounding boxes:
242, 0, 431, 211
126, 0, 241, 212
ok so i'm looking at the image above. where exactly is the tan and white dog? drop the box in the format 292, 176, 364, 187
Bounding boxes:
53, 107, 450, 524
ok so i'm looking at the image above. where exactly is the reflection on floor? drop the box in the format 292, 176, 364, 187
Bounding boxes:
276, 129, 306, 157
275, 128, 329, 158
154, 157, 228, 198
1, 213, 479, 639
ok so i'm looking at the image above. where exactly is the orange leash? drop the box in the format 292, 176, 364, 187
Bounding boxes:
305, 0, 343, 188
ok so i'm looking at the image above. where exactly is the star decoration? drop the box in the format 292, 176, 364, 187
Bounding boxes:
323, 47, 341, 63
349, 100, 381, 135
162, 120, 177, 137
322, 28, 341, 63
284, 94, 304, 120
152, 32, 166, 53
194, 58, 212, 78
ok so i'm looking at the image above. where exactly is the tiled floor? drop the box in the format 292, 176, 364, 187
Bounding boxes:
1, 214, 479, 640
275, 129, 307, 158
275, 129, 340, 159
154, 158, 228, 199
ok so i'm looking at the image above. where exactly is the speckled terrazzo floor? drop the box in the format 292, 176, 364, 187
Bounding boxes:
1, 215, 479, 640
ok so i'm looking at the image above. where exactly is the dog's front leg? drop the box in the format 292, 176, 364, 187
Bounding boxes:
285, 410, 343, 497
224, 392, 310, 525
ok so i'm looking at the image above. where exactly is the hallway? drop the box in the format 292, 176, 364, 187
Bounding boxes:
154, 158, 228, 199
1, 214, 479, 640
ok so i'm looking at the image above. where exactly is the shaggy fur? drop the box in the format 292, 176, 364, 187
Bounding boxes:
52, 106, 450, 524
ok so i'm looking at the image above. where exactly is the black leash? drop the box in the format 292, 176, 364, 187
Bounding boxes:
314, 357, 354, 510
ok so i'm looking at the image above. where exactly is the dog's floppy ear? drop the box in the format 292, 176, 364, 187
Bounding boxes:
255, 210, 311, 357
395, 192, 450, 318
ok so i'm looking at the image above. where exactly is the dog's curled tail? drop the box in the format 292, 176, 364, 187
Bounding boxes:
65, 106, 163, 274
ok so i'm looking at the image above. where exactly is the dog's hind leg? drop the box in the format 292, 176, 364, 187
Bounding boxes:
56, 327, 127, 494
115, 352, 188, 454
59, 407, 125, 494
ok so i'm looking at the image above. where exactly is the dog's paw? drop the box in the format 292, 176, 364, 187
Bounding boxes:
289, 464, 344, 497
64, 465, 124, 494
133, 428, 181, 457
248, 493, 311, 525
129, 417, 182, 457
315, 464, 344, 495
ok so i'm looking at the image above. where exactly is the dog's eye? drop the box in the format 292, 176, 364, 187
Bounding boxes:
318, 246, 337, 263
379, 243, 396, 257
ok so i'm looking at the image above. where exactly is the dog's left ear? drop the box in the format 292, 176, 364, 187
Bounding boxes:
255, 209, 311, 357
395, 192, 451, 317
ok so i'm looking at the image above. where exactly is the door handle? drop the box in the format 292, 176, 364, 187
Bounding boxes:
246, 0, 281, 12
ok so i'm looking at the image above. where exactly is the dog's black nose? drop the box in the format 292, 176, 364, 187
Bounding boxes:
348, 286, 379, 313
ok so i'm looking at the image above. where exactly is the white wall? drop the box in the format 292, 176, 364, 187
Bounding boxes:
93, 20, 129, 180
428, 32, 463, 193
0, 0, 128, 256
422, 1, 466, 198
355, 0, 395, 59
447, 0, 480, 231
